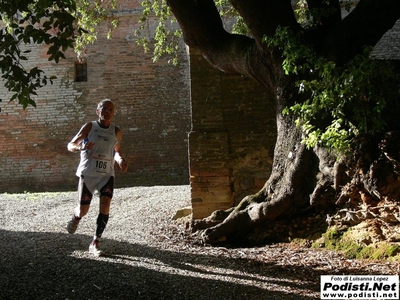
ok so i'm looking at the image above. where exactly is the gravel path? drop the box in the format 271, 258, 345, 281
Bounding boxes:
0, 186, 398, 300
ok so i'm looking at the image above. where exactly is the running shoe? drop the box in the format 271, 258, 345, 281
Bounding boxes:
66, 216, 80, 234
89, 240, 102, 257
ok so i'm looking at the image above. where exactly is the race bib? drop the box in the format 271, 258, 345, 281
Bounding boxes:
90, 154, 112, 174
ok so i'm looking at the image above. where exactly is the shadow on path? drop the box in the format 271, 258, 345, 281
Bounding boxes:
0, 229, 322, 300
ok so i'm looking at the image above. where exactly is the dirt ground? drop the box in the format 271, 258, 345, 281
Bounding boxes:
0, 185, 398, 300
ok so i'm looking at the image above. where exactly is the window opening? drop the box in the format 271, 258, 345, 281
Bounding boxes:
75, 61, 87, 82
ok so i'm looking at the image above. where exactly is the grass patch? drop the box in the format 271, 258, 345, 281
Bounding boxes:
313, 226, 400, 260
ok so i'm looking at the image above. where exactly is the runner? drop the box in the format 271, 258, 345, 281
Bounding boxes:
66, 99, 128, 256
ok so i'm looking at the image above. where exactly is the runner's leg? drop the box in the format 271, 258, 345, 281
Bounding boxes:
67, 177, 93, 234
75, 176, 93, 218
95, 176, 114, 237
89, 177, 114, 255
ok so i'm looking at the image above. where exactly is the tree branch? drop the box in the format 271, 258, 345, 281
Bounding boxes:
306, 0, 342, 27
165, 0, 278, 90
323, 0, 400, 64
230, 0, 301, 41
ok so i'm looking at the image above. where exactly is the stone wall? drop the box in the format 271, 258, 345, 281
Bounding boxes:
0, 6, 191, 193
188, 50, 277, 219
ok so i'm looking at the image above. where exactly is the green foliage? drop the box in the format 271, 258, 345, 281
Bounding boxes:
360, 244, 400, 260
318, 228, 366, 259
314, 226, 400, 260
215, 0, 249, 35
1, 0, 77, 108
320, 228, 342, 250
135, 0, 248, 64
294, 0, 356, 29
1, 0, 117, 108
357, 246, 375, 259
74, 0, 118, 60
264, 27, 398, 154
135, 0, 181, 65
294, 0, 313, 28
320, 230, 400, 260
369, 243, 400, 260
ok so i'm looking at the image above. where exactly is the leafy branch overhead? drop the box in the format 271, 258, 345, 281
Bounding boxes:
1, 0, 400, 155
0, 0, 117, 108
139, 0, 400, 154
1, 0, 75, 107
266, 28, 397, 154
135, 0, 182, 65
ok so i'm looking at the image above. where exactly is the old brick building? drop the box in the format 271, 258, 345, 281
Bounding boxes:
0, 2, 277, 220
0, 2, 191, 193
188, 50, 276, 218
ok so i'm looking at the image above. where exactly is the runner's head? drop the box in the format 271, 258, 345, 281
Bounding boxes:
96, 99, 115, 123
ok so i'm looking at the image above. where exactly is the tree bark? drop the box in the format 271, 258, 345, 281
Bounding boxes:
165, 0, 400, 244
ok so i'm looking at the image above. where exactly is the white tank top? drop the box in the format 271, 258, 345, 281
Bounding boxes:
76, 121, 118, 177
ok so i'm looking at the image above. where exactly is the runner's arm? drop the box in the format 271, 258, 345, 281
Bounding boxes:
67, 122, 94, 152
114, 127, 128, 173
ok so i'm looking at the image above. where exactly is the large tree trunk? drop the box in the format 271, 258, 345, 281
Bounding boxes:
202, 114, 318, 243
165, 0, 400, 244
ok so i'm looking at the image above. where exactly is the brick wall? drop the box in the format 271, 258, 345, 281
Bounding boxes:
188, 50, 277, 219
0, 8, 191, 193
1, 4, 278, 221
